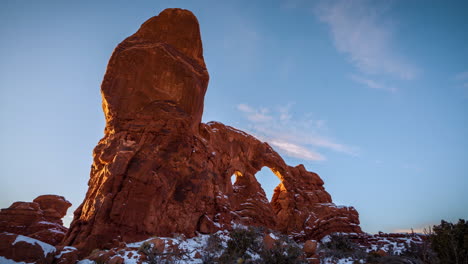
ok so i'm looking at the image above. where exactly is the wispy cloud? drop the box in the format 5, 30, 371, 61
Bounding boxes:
237, 103, 358, 161
315, 0, 419, 81
237, 104, 272, 122
270, 139, 326, 161
350, 74, 397, 93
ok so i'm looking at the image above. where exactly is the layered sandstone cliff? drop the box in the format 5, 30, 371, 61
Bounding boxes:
63, 8, 361, 256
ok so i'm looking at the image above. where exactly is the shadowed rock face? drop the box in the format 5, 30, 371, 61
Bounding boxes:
63, 8, 361, 256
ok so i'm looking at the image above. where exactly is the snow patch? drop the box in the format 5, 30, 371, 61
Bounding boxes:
268, 233, 279, 240
76, 260, 94, 264
121, 250, 140, 264
12, 235, 55, 257
321, 235, 332, 243
322, 257, 357, 264
55, 246, 77, 259
48, 228, 65, 234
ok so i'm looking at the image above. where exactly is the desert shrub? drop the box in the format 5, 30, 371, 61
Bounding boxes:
319, 233, 366, 260
400, 240, 438, 264
202, 233, 225, 263
366, 252, 427, 264
138, 240, 190, 264
138, 241, 162, 264
430, 219, 468, 264
138, 241, 152, 253
376, 255, 419, 264
203, 228, 306, 264
257, 234, 305, 264
218, 227, 263, 263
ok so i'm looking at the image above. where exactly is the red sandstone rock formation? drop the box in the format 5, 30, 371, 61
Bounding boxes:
0, 195, 71, 245
63, 8, 361, 256
0, 233, 56, 264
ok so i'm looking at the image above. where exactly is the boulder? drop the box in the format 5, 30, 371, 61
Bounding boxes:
0, 232, 55, 264
34, 195, 71, 225
263, 233, 277, 250
303, 240, 317, 256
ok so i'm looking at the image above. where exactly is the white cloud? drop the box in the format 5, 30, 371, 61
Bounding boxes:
237, 103, 358, 161
315, 0, 419, 80
270, 139, 326, 161
237, 104, 272, 122
237, 103, 254, 113
350, 74, 397, 93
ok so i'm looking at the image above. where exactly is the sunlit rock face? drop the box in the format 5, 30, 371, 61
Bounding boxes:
63, 8, 361, 256
0, 195, 71, 245
100, 8, 209, 134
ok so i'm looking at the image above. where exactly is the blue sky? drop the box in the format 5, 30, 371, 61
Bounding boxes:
0, 0, 467, 234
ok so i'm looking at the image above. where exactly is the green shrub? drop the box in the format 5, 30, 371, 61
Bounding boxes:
218, 227, 262, 263
400, 240, 438, 264
138, 240, 190, 264
202, 233, 225, 263
431, 219, 468, 264
257, 235, 305, 264
319, 233, 366, 260
203, 228, 305, 264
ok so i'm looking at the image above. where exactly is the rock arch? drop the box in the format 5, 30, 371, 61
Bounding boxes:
63, 9, 362, 256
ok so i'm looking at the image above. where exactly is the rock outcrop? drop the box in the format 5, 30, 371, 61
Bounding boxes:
63, 8, 361, 256
0, 233, 56, 264
0, 195, 71, 245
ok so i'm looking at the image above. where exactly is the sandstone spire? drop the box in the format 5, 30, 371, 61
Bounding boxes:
101, 8, 209, 134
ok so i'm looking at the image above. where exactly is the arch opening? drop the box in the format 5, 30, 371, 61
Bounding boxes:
255, 166, 281, 202
230, 170, 242, 186
231, 174, 236, 185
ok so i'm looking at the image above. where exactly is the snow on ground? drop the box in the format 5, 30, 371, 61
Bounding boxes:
55, 246, 77, 259
120, 250, 140, 264
12, 235, 55, 257
73, 230, 423, 264
322, 257, 363, 264
321, 235, 332, 243
123, 230, 231, 264
76, 260, 94, 264
0, 256, 35, 264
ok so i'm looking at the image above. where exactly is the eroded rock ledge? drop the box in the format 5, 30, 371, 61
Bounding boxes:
63, 8, 361, 256
0, 195, 71, 246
